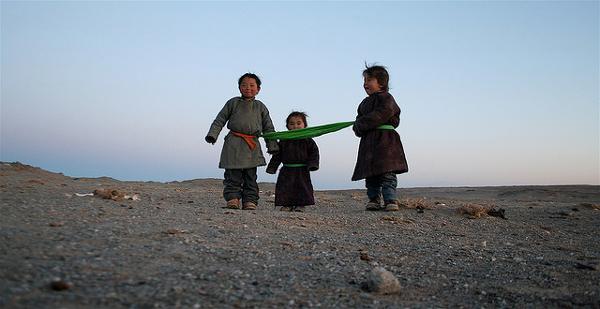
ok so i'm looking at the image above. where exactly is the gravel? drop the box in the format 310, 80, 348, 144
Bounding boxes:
1, 162, 599, 308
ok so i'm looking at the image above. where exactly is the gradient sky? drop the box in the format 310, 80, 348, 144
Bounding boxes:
1, 1, 598, 189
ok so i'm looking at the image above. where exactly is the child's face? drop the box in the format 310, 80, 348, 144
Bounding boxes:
239, 77, 260, 98
363, 75, 382, 95
287, 116, 306, 130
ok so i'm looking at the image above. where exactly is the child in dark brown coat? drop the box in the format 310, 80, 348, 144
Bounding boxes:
266, 111, 319, 212
352, 65, 408, 211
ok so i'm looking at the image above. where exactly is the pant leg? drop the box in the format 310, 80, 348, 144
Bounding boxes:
223, 169, 243, 201
365, 175, 382, 201
241, 167, 259, 204
380, 172, 398, 202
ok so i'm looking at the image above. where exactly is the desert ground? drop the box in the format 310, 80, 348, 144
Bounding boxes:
1, 162, 599, 308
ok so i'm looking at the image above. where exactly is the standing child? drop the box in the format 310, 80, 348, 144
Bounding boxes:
205, 73, 279, 210
352, 65, 408, 211
266, 111, 319, 212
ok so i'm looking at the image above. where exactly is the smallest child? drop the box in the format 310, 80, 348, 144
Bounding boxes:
266, 112, 320, 212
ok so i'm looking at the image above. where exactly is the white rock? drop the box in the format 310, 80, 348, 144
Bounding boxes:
362, 267, 401, 294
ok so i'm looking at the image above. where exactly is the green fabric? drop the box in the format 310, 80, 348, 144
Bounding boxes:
261, 121, 355, 141
260, 121, 396, 141
283, 163, 307, 167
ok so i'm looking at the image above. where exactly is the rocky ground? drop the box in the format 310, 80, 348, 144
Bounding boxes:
1, 162, 599, 308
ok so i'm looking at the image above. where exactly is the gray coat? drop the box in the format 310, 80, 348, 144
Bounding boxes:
206, 97, 279, 169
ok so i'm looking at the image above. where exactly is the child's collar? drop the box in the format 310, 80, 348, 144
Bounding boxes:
241, 96, 255, 101
369, 91, 386, 96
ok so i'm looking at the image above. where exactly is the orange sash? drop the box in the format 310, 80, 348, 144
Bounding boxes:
231, 131, 257, 150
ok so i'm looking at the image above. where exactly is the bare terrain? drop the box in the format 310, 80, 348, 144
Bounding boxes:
1, 162, 599, 308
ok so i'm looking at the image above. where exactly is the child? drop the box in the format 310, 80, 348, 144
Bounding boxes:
205, 73, 279, 210
352, 65, 408, 211
266, 111, 319, 212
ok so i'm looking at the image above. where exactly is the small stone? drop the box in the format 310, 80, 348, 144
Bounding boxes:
575, 262, 599, 271
361, 267, 401, 294
165, 229, 187, 235
360, 252, 372, 261
50, 279, 71, 291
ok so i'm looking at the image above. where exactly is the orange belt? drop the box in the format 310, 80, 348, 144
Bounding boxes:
231, 131, 257, 150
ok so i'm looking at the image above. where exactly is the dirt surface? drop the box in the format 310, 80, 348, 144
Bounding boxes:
1, 162, 599, 308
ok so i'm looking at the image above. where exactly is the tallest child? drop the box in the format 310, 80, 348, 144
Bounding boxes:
205, 73, 278, 210
352, 65, 409, 211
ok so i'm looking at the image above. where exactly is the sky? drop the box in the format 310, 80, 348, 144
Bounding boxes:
1, 1, 598, 189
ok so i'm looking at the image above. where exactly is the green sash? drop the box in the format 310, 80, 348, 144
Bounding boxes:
261, 121, 354, 141
283, 163, 307, 167
261, 121, 395, 141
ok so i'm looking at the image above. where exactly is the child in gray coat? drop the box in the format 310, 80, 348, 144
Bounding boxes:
206, 73, 278, 210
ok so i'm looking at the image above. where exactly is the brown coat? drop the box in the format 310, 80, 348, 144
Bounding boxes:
266, 139, 319, 206
351, 91, 408, 181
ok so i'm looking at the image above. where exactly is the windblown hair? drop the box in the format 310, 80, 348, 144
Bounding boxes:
363, 64, 389, 92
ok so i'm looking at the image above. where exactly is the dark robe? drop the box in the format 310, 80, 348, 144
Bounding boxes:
266, 139, 319, 206
351, 91, 408, 181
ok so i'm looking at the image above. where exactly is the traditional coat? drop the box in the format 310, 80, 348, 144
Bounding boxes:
351, 91, 408, 181
266, 139, 319, 206
206, 97, 279, 169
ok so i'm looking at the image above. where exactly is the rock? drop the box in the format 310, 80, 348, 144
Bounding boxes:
575, 262, 599, 271
165, 229, 187, 235
361, 267, 401, 294
359, 251, 372, 262
49, 278, 71, 291
488, 208, 507, 219
579, 202, 600, 210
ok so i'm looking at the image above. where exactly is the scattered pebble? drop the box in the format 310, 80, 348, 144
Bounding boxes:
575, 262, 599, 271
50, 279, 71, 291
165, 229, 187, 235
361, 267, 401, 294
359, 251, 372, 261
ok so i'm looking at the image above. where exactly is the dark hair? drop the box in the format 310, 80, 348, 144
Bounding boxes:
238, 73, 262, 87
363, 64, 389, 92
286, 111, 308, 128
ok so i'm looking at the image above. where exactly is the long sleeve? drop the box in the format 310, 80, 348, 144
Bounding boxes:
352, 105, 364, 137
261, 105, 279, 154
353, 93, 398, 136
307, 139, 319, 171
206, 100, 234, 141
266, 147, 281, 174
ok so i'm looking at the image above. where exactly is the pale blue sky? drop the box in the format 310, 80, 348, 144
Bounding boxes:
1, 1, 598, 189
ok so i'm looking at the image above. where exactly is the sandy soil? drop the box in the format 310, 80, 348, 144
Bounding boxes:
1, 162, 599, 308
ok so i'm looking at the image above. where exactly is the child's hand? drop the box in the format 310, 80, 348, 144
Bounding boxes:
352, 124, 362, 137
205, 136, 216, 144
